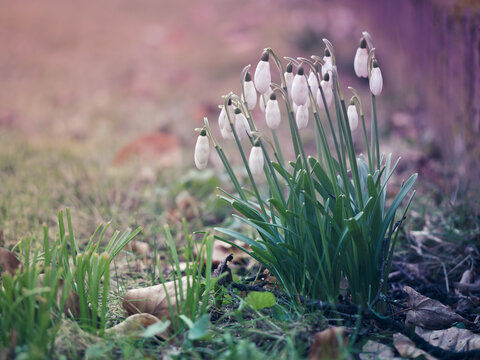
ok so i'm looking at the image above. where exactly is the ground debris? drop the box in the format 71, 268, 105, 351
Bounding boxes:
404, 285, 472, 329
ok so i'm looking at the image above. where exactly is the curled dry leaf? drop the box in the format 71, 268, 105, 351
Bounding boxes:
211, 240, 251, 267
308, 326, 349, 360
360, 340, 398, 360
106, 313, 165, 338
404, 286, 471, 329
393, 333, 435, 360
394, 327, 480, 359
126, 241, 149, 264
123, 276, 190, 321
0, 247, 22, 276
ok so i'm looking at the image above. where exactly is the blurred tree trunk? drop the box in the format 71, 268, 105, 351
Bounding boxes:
358, 0, 480, 194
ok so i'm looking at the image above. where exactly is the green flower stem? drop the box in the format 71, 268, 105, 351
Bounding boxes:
203, 117, 247, 202
371, 94, 380, 170
265, 48, 287, 90
259, 141, 287, 208
229, 118, 267, 215
272, 129, 285, 166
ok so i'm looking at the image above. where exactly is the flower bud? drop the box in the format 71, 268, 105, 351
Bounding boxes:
347, 101, 359, 131
291, 66, 308, 106
248, 144, 264, 175
321, 49, 333, 78
254, 52, 271, 94
265, 93, 281, 129
307, 70, 319, 92
284, 63, 294, 97
353, 38, 368, 78
234, 108, 251, 140
318, 75, 333, 110
194, 131, 209, 170
295, 104, 309, 129
243, 72, 257, 110
369, 60, 383, 96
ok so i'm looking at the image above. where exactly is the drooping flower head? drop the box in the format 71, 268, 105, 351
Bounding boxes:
369, 59, 383, 96
248, 140, 264, 176
284, 62, 294, 97
265, 92, 281, 129
218, 98, 234, 139
254, 51, 271, 94
194, 129, 210, 170
354, 37, 368, 78
295, 104, 309, 129
291, 66, 308, 106
347, 100, 359, 131
234, 107, 251, 140
321, 48, 333, 78
317, 72, 333, 110
243, 72, 257, 110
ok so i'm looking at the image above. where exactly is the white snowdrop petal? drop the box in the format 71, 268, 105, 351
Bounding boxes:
218, 107, 227, 132
308, 71, 319, 92
265, 99, 281, 129
369, 67, 383, 96
347, 104, 359, 131
321, 57, 333, 78
296, 104, 309, 129
354, 48, 369, 78
285, 72, 294, 97
292, 74, 308, 106
254, 60, 271, 94
248, 146, 264, 175
194, 135, 209, 169
318, 80, 333, 109
243, 81, 257, 110
235, 112, 251, 140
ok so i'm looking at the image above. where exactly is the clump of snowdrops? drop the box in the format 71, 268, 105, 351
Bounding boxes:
194, 32, 417, 310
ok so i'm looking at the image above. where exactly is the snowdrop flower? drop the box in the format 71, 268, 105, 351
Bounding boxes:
284, 63, 294, 97
234, 108, 251, 140
243, 72, 257, 110
218, 99, 234, 139
248, 142, 264, 175
369, 59, 383, 96
295, 104, 309, 130
321, 49, 333, 78
354, 37, 368, 78
254, 51, 271, 94
307, 69, 319, 93
291, 66, 308, 106
317, 73, 333, 110
194, 130, 209, 170
259, 87, 273, 112
265, 93, 281, 129
347, 101, 359, 131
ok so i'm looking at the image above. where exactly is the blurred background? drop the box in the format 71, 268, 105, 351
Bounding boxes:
0, 0, 478, 242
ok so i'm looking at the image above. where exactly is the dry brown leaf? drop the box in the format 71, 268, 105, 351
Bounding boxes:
37, 274, 80, 318
106, 313, 165, 338
404, 286, 471, 329
0, 247, 22, 276
394, 327, 480, 359
393, 333, 436, 360
123, 276, 190, 321
308, 326, 349, 360
360, 340, 398, 360
113, 131, 182, 169
416, 326, 480, 352
126, 241, 149, 264
211, 240, 251, 267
